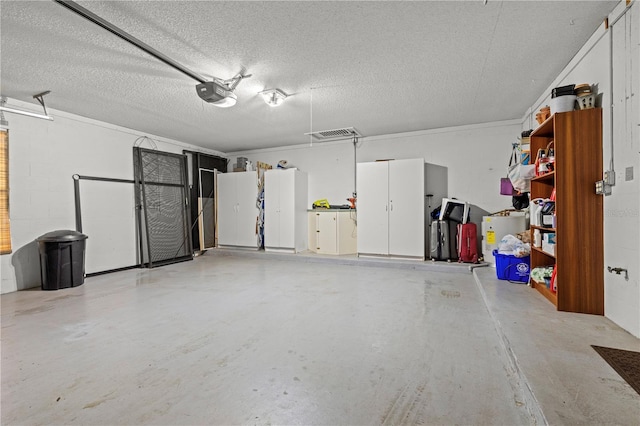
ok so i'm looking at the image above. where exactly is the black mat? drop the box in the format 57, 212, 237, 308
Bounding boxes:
592, 345, 640, 395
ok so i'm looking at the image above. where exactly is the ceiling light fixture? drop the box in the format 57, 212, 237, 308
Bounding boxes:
0, 92, 54, 121
259, 89, 288, 107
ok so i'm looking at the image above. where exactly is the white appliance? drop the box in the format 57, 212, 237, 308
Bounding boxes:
264, 169, 308, 253
481, 214, 527, 264
438, 198, 470, 223
217, 171, 259, 249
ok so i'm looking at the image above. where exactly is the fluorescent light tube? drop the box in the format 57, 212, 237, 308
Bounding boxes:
0, 106, 53, 121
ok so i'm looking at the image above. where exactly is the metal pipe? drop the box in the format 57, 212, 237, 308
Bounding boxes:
73, 174, 135, 184
73, 174, 82, 232
606, 2, 634, 175
609, 19, 616, 173
353, 135, 358, 198
53, 0, 208, 84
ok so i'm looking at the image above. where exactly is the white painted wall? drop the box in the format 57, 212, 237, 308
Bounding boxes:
521, 2, 639, 337
228, 120, 521, 215
0, 99, 225, 294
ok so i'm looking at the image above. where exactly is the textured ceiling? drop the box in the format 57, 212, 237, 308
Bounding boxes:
1, 1, 618, 152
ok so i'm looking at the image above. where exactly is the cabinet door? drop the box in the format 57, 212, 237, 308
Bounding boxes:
216, 173, 237, 246
264, 171, 280, 248
308, 212, 318, 252
336, 211, 357, 254
357, 161, 389, 255
235, 171, 258, 247
277, 170, 296, 249
389, 159, 424, 257
317, 212, 337, 254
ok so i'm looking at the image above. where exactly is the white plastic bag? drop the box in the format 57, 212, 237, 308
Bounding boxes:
498, 234, 531, 257
508, 148, 536, 193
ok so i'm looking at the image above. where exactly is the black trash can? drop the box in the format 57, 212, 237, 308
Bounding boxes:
36, 230, 88, 291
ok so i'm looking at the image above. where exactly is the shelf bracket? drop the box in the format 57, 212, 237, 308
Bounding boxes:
607, 266, 629, 281
32, 91, 51, 116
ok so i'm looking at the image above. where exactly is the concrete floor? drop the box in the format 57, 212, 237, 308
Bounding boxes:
1, 249, 639, 425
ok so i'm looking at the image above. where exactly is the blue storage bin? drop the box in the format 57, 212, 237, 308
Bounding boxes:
493, 250, 530, 283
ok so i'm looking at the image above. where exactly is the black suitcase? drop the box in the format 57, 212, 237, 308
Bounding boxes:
430, 220, 458, 261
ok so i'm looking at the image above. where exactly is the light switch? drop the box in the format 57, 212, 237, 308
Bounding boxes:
625, 166, 634, 181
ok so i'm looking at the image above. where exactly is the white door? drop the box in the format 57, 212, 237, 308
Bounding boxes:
264, 171, 280, 248
235, 172, 258, 247
317, 212, 337, 254
389, 159, 424, 257
278, 170, 296, 249
216, 173, 237, 246
198, 169, 216, 250
357, 161, 389, 255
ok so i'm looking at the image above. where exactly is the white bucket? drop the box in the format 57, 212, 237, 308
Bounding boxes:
551, 95, 576, 114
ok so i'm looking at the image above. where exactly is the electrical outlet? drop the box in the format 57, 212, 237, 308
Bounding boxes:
595, 180, 612, 195
625, 166, 634, 181
604, 170, 616, 185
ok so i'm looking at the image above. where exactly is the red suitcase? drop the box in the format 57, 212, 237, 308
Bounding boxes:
457, 222, 478, 263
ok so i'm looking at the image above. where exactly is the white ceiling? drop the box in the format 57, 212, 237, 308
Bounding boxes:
1, 1, 618, 152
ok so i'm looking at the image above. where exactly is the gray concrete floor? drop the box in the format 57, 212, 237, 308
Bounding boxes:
1, 249, 638, 425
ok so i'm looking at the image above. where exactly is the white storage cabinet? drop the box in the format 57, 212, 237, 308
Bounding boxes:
308, 210, 357, 255
264, 169, 308, 253
216, 171, 259, 249
356, 159, 425, 258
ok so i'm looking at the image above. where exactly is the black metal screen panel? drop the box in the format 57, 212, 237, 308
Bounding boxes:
134, 147, 192, 267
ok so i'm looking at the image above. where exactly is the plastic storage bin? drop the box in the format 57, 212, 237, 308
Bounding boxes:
492, 250, 530, 283
37, 230, 88, 290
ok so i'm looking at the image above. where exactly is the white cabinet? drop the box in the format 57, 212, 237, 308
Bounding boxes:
264, 169, 308, 252
308, 210, 357, 255
356, 158, 426, 259
217, 171, 258, 249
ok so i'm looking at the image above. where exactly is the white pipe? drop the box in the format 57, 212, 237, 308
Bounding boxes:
606, 1, 635, 176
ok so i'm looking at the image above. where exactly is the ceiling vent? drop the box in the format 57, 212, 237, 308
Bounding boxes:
305, 127, 361, 141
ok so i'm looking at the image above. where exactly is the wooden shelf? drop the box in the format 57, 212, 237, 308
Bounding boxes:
531, 246, 556, 258
532, 114, 554, 136
531, 225, 556, 232
531, 171, 555, 182
531, 278, 558, 306
529, 109, 604, 315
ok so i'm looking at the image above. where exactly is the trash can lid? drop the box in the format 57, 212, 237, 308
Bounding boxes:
37, 230, 88, 242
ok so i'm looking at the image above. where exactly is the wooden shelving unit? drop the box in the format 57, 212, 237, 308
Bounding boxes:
529, 108, 604, 315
